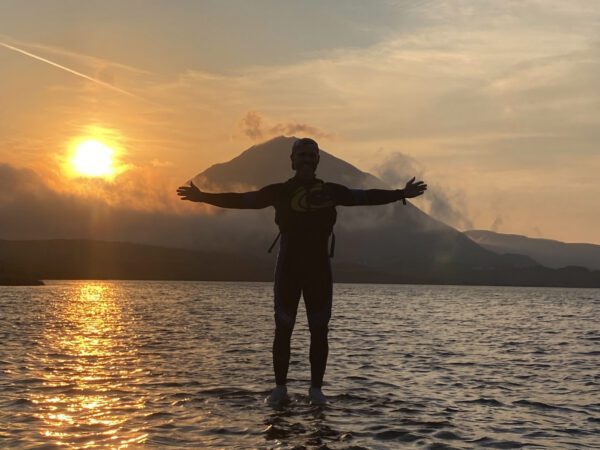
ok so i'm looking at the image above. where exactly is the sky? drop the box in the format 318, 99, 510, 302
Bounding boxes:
1, 0, 599, 244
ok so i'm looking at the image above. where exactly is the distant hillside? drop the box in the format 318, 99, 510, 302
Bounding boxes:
0, 264, 43, 286
465, 230, 600, 271
0, 239, 272, 282
2, 237, 600, 288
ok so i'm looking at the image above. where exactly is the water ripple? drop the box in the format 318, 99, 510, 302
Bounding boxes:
0, 282, 599, 448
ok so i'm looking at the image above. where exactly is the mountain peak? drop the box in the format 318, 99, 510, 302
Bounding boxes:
192, 136, 386, 191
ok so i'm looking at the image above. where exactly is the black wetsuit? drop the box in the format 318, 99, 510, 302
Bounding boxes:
197, 176, 404, 387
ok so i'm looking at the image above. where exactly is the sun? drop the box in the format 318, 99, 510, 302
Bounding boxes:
70, 140, 116, 177
62, 126, 128, 181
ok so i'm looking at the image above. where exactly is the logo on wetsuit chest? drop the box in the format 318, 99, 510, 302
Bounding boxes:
290, 183, 335, 212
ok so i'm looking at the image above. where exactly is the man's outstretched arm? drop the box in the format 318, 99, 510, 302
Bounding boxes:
176, 182, 278, 209
331, 177, 427, 206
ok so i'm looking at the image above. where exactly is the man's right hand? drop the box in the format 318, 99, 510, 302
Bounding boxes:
177, 181, 204, 202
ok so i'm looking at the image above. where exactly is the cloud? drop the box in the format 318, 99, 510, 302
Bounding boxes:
371, 151, 472, 230
491, 215, 504, 232
269, 121, 332, 140
238, 111, 333, 141
239, 111, 264, 140
150, 159, 173, 168
16, 1, 598, 172
371, 152, 423, 188
136, 0, 600, 179
428, 189, 472, 231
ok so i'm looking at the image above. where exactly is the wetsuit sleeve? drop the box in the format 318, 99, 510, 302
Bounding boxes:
327, 183, 406, 206
198, 183, 279, 209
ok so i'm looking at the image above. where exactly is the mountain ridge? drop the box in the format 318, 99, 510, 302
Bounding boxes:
2, 238, 599, 287
465, 229, 600, 271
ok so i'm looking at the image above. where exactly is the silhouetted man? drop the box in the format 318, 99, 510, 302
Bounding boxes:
177, 138, 427, 405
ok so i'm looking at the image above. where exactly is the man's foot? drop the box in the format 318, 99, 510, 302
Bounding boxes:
265, 385, 289, 406
308, 387, 327, 405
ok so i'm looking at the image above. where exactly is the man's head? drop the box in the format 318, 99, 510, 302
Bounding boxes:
291, 138, 320, 175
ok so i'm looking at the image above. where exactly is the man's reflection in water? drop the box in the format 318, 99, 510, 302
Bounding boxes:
263, 401, 342, 448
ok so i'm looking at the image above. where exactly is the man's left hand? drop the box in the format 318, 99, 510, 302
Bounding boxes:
403, 177, 427, 198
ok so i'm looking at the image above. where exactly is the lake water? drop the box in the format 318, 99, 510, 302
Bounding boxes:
0, 281, 598, 449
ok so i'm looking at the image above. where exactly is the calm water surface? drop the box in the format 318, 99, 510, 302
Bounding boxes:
0, 281, 598, 449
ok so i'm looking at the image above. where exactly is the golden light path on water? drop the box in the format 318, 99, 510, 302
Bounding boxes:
29, 283, 147, 448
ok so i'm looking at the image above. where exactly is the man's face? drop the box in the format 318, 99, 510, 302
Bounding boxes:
292, 144, 319, 175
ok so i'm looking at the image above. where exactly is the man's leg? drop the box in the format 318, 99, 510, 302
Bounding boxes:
273, 239, 302, 387
303, 258, 333, 389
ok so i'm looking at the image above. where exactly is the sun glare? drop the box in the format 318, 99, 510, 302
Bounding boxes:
71, 140, 116, 177
62, 126, 128, 183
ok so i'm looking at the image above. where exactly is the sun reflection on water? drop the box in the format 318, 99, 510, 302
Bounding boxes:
30, 283, 147, 448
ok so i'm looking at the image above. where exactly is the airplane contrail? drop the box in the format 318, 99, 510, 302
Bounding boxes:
0, 40, 139, 98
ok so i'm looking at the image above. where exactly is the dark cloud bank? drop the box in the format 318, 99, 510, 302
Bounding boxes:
0, 163, 274, 254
